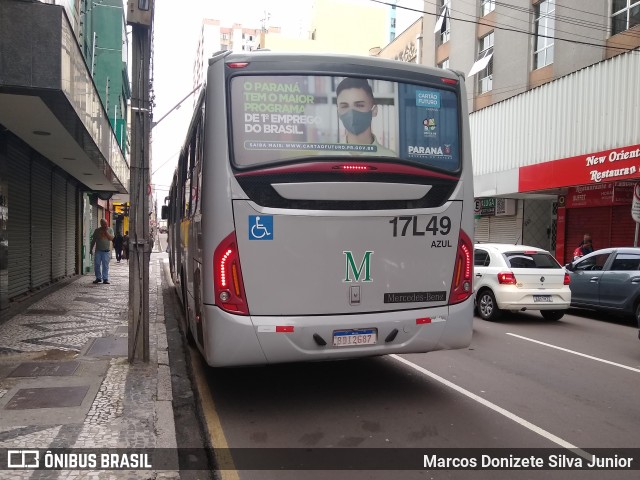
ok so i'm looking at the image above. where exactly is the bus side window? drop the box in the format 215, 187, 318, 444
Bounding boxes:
184, 123, 199, 218
193, 113, 204, 215
178, 152, 187, 220
183, 155, 191, 219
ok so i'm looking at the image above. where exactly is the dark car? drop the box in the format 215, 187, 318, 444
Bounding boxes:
565, 247, 640, 339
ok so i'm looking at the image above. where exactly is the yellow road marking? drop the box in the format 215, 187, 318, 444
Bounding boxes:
161, 258, 239, 478
189, 345, 240, 480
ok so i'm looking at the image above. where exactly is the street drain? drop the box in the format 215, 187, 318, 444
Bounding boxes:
4, 385, 90, 410
9, 361, 80, 377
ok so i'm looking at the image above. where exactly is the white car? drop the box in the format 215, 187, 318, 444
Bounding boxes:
473, 244, 571, 321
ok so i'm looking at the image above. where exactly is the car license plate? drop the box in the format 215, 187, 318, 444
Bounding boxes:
534, 295, 552, 303
333, 329, 377, 347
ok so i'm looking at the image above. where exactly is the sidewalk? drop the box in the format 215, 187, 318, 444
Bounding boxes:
0, 253, 179, 479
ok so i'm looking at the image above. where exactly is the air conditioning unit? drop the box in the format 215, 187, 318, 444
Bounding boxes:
495, 198, 516, 216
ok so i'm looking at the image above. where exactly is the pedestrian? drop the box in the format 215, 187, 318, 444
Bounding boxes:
113, 231, 124, 263
90, 219, 114, 284
122, 231, 130, 261
573, 233, 594, 260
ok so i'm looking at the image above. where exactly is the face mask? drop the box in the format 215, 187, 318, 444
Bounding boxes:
340, 109, 373, 136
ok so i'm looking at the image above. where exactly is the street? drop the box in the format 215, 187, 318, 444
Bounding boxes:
180, 296, 640, 479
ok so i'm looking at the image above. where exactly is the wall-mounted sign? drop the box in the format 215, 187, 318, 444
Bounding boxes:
565, 182, 635, 208
632, 183, 640, 223
519, 144, 640, 192
477, 198, 495, 216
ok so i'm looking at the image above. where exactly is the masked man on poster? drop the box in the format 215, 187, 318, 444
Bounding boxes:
336, 77, 396, 157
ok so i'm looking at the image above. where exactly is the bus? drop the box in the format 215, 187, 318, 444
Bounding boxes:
162, 51, 474, 367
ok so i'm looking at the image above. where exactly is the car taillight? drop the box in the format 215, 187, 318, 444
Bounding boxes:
213, 232, 249, 315
564, 273, 570, 285
449, 229, 473, 304
497, 272, 517, 285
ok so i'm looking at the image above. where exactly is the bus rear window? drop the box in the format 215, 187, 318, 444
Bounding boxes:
229, 75, 460, 173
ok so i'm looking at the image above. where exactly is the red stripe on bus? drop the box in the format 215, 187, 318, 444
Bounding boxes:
234, 162, 459, 181
416, 318, 432, 324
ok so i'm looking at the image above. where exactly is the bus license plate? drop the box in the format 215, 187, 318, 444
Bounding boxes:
534, 295, 552, 303
333, 329, 377, 347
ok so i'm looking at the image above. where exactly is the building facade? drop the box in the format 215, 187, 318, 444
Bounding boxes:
193, 20, 265, 98
0, 1, 129, 312
413, 0, 640, 257
421, 0, 640, 112
81, 0, 131, 155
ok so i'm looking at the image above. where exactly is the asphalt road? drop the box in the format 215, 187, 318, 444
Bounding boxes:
186, 307, 640, 480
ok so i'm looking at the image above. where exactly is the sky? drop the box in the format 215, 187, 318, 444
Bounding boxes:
150, 0, 425, 209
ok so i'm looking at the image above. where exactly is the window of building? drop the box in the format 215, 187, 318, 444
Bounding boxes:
612, 0, 640, 35
481, 0, 495, 16
534, 0, 555, 69
439, 58, 450, 69
434, 0, 451, 44
469, 32, 493, 94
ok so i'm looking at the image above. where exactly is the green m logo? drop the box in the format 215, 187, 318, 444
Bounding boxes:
343, 251, 374, 282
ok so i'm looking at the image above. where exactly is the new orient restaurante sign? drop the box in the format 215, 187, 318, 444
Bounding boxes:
519, 144, 640, 192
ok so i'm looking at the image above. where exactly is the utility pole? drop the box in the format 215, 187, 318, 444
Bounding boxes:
127, 0, 154, 362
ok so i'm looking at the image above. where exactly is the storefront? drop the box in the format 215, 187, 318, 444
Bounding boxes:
519, 145, 640, 264
470, 51, 639, 264
474, 198, 521, 244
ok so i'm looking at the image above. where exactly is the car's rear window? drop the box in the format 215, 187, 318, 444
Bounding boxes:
504, 252, 561, 269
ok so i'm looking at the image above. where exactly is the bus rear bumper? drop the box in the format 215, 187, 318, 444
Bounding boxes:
201, 299, 473, 367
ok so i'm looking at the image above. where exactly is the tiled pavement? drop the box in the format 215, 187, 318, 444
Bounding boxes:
0, 253, 179, 479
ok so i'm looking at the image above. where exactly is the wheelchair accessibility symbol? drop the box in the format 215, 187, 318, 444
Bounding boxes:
249, 215, 273, 240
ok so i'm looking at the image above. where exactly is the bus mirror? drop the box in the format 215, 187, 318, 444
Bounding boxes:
161, 205, 169, 220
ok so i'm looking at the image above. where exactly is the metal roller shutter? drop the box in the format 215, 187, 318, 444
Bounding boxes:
474, 217, 490, 243
66, 184, 77, 275
564, 207, 611, 261
52, 172, 66, 280
610, 205, 636, 248
7, 141, 30, 299
488, 216, 520, 244
30, 159, 52, 289
475, 216, 519, 244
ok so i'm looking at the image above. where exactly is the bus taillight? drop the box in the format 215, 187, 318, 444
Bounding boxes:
214, 232, 249, 315
332, 165, 375, 171
449, 229, 473, 305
